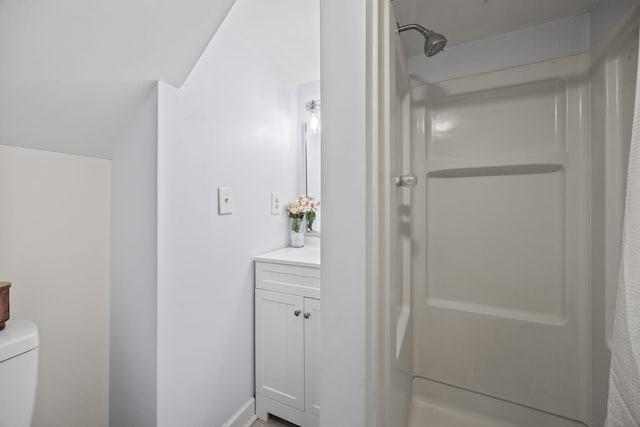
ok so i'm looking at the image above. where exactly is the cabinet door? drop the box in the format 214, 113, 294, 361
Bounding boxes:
304, 297, 321, 416
255, 289, 305, 411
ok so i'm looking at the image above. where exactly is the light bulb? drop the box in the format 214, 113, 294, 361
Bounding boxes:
305, 99, 321, 135
308, 112, 320, 135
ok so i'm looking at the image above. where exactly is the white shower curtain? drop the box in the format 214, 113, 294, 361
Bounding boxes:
606, 28, 640, 427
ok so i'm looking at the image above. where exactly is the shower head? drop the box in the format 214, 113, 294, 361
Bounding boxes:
423, 31, 447, 57
397, 24, 447, 57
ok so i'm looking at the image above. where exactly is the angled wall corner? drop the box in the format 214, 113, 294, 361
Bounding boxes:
110, 85, 159, 427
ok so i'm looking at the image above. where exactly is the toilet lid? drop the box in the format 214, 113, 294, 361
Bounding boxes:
0, 320, 38, 363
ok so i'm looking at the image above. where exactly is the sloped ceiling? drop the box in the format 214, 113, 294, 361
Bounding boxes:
393, 0, 597, 57
0, 0, 236, 158
1, 0, 600, 158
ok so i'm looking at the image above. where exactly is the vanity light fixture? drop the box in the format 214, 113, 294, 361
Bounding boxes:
305, 99, 321, 135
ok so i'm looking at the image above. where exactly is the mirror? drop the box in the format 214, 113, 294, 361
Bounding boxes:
298, 81, 321, 233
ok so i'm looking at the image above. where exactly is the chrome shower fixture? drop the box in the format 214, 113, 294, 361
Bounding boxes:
396, 23, 447, 57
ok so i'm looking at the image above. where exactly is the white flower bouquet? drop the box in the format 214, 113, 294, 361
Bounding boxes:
287, 196, 320, 233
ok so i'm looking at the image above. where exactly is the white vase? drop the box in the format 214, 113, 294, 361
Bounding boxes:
291, 230, 304, 248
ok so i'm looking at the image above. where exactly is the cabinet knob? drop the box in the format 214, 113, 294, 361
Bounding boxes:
304, 312, 311, 319
294, 310, 301, 317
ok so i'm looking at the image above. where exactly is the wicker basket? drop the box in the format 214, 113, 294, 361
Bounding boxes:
0, 282, 10, 331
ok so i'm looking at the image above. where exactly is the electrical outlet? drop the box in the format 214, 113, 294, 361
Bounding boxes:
271, 192, 281, 215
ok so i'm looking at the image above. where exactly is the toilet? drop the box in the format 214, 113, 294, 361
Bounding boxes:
0, 320, 39, 427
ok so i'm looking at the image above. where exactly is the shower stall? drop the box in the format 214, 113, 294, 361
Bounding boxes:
371, 1, 640, 426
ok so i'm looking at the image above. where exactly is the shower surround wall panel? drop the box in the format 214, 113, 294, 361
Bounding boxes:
371, 1, 414, 426
590, 13, 639, 426
411, 55, 590, 424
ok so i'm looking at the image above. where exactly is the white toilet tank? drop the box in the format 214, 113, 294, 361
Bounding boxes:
0, 320, 39, 427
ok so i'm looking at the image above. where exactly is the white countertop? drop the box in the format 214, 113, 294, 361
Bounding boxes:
254, 237, 320, 268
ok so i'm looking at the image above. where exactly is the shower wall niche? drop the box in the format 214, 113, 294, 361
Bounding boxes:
411, 54, 590, 424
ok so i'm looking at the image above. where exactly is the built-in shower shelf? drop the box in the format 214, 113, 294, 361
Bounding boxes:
425, 153, 567, 177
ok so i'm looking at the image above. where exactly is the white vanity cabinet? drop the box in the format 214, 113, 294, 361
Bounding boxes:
254, 242, 320, 427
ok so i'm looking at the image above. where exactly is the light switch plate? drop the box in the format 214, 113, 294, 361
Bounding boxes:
271, 192, 281, 215
218, 187, 233, 215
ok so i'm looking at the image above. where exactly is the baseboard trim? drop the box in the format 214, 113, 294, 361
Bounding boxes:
222, 397, 257, 427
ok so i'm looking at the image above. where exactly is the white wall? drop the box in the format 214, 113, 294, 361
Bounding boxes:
110, 87, 158, 427
224, 0, 320, 85
0, 145, 109, 427
156, 13, 298, 427
320, 0, 368, 425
